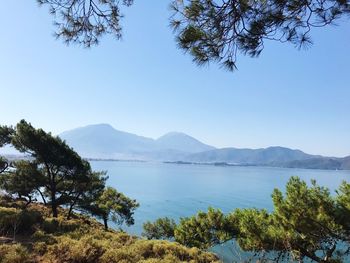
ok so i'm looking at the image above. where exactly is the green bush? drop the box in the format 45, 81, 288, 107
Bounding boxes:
42, 218, 59, 233
42, 217, 80, 234
0, 201, 219, 263
40, 232, 219, 263
19, 209, 43, 233
44, 236, 106, 263
0, 207, 20, 236
0, 207, 43, 236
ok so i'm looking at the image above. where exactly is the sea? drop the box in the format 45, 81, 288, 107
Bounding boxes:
91, 161, 350, 262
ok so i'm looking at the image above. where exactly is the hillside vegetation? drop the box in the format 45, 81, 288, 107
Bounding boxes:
0, 197, 219, 263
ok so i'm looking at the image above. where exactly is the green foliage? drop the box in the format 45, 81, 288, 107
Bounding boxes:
42, 234, 219, 263
0, 198, 219, 263
84, 186, 139, 230
0, 120, 137, 233
44, 235, 106, 263
143, 217, 177, 240
147, 177, 350, 262
143, 208, 238, 250
0, 206, 43, 238
266, 177, 343, 261
37, 0, 134, 47
171, 0, 350, 70
336, 181, 350, 221
174, 208, 237, 249
34, 1, 350, 71
232, 208, 278, 252
0, 125, 13, 148
0, 207, 21, 236
1, 120, 108, 218
42, 217, 80, 234
0, 160, 45, 204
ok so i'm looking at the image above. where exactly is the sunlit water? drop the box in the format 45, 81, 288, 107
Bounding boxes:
91, 161, 350, 262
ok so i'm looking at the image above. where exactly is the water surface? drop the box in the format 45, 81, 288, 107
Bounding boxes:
91, 161, 350, 261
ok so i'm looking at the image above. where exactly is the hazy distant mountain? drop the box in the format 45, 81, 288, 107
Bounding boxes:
155, 132, 215, 153
341, 156, 350, 170
58, 124, 350, 170
60, 124, 214, 160
184, 146, 315, 164
282, 157, 343, 170
60, 124, 154, 158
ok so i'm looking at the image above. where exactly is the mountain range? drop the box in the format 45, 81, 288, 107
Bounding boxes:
60, 124, 214, 160
59, 124, 350, 170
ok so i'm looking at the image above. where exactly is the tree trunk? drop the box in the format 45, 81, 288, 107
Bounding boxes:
24, 196, 32, 209
0, 161, 8, 174
51, 191, 58, 218
67, 203, 75, 220
103, 217, 108, 230
37, 188, 47, 205
67, 194, 81, 220
52, 204, 58, 218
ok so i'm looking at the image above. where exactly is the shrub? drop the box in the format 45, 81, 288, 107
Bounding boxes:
32, 230, 56, 245
0, 207, 43, 237
43, 236, 106, 263
18, 209, 43, 233
42, 217, 80, 234
0, 244, 32, 263
0, 207, 20, 236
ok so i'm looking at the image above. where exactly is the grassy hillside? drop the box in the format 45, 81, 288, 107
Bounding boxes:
0, 197, 219, 263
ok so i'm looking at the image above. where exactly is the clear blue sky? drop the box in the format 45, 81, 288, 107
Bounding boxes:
0, 1, 349, 157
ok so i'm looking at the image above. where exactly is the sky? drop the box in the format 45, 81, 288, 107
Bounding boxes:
0, 1, 349, 157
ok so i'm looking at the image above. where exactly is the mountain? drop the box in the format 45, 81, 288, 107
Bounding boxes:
340, 156, 350, 170
281, 157, 343, 170
155, 132, 215, 153
59, 124, 214, 160
60, 124, 155, 158
184, 146, 316, 165
59, 124, 350, 170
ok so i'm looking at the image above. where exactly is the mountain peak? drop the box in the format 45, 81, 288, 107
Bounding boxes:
158, 131, 192, 139
59, 125, 215, 159
156, 132, 215, 153
80, 123, 115, 130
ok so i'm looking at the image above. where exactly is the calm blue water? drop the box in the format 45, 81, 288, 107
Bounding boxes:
90, 161, 350, 262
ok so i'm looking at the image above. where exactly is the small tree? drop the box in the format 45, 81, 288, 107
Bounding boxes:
142, 217, 177, 240
145, 177, 350, 262
143, 208, 237, 249
0, 161, 45, 207
6, 120, 103, 217
0, 207, 21, 241
85, 187, 139, 230
66, 170, 107, 220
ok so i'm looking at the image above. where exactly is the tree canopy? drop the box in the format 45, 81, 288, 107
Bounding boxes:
6, 120, 100, 217
171, 0, 350, 70
37, 0, 350, 70
37, 0, 134, 47
143, 176, 350, 262
0, 120, 138, 228
83, 186, 139, 230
